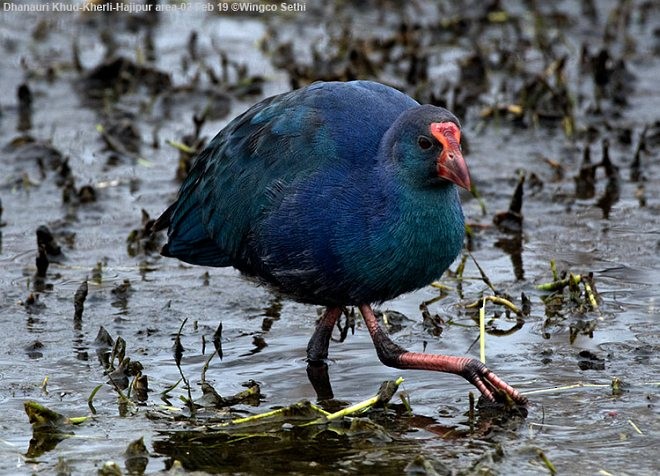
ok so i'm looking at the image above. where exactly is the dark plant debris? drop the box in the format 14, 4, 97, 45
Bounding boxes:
212, 322, 223, 360
124, 437, 149, 475
127, 209, 162, 257
36, 225, 62, 256
23, 401, 89, 459
198, 380, 262, 409
73, 280, 88, 321
81, 56, 172, 103
493, 173, 525, 234
538, 261, 600, 342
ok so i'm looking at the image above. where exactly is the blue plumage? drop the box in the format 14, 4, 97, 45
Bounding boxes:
158, 80, 466, 305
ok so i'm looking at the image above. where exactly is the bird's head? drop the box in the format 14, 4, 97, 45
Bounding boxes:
385, 105, 471, 191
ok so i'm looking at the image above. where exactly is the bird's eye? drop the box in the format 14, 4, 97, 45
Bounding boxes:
417, 136, 433, 150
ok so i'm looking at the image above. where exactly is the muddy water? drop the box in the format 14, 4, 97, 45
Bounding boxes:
1, 2, 659, 475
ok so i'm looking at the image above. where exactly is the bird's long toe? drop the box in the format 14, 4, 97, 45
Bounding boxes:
462, 359, 528, 405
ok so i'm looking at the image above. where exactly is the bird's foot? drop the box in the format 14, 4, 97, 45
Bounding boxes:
461, 358, 528, 406
359, 303, 527, 406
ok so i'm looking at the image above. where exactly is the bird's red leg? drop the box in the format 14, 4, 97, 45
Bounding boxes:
358, 304, 527, 405
306, 306, 343, 362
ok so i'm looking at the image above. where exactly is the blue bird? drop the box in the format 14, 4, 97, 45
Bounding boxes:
154, 80, 526, 405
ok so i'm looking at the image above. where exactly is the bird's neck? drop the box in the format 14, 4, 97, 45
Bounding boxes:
391, 178, 464, 239
384, 167, 465, 262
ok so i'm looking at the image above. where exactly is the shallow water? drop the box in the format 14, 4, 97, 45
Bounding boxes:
1, 1, 659, 475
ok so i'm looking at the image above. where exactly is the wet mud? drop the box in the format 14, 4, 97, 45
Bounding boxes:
0, 1, 658, 474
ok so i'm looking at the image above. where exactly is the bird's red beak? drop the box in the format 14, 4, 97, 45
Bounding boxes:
430, 122, 471, 191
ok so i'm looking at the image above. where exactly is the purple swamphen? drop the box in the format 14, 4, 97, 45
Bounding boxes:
154, 80, 527, 405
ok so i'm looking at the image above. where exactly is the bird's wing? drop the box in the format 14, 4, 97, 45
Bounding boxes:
157, 81, 418, 267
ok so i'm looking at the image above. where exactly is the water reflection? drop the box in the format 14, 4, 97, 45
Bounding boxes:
495, 234, 525, 281
150, 399, 526, 474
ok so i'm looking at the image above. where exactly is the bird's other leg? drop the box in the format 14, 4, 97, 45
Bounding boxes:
306, 361, 334, 401
306, 306, 343, 362
358, 304, 527, 405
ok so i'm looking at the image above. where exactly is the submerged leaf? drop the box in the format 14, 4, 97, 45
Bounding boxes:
24, 401, 88, 429
124, 436, 148, 457
24, 401, 68, 429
